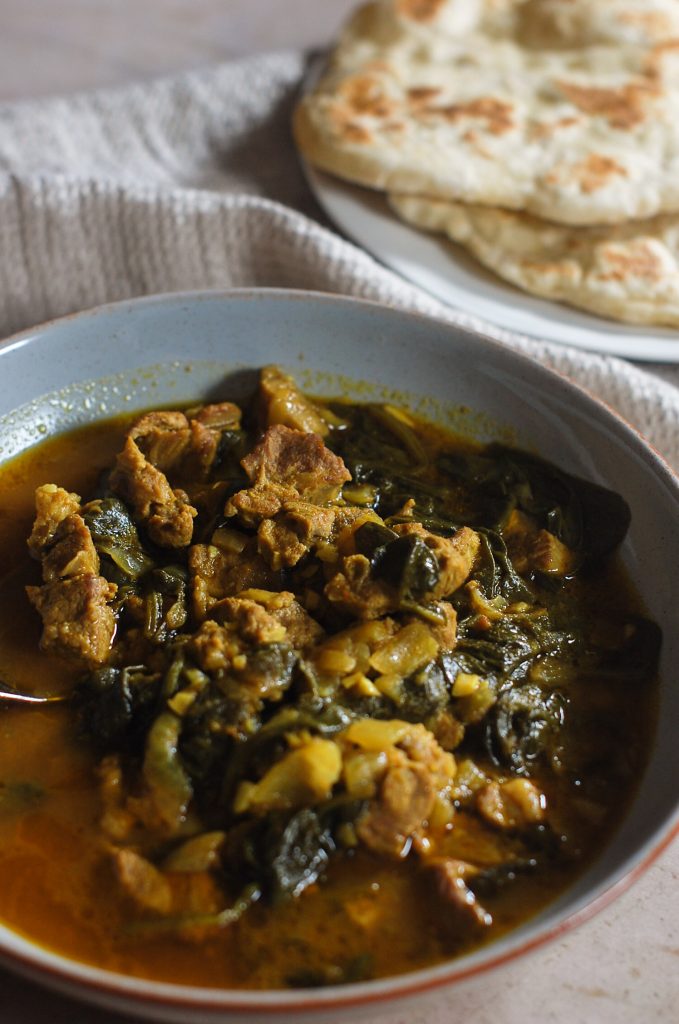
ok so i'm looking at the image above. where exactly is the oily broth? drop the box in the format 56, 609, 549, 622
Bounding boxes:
0, 411, 657, 989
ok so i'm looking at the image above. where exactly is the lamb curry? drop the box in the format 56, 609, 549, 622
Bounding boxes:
0, 366, 660, 988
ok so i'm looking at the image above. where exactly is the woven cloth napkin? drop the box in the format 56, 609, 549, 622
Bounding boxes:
1, 51, 678, 1024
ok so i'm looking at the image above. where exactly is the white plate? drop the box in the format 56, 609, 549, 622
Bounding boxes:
305, 163, 679, 363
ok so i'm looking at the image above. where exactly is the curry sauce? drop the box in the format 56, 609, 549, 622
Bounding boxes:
0, 367, 658, 988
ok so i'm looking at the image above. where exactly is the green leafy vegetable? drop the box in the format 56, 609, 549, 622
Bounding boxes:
263, 807, 335, 902
473, 530, 532, 602
142, 565, 188, 641
469, 858, 539, 896
484, 684, 565, 774
77, 665, 160, 753
372, 534, 440, 600
353, 521, 398, 557
128, 882, 261, 936
142, 710, 193, 833
452, 614, 576, 688
329, 404, 462, 530
218, 699, 355, 812
439, 446, 631, 567
82, 497, 154, 579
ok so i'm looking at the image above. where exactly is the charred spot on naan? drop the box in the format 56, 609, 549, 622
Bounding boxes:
593, 238, 675, 283
396, 0, 446, 23
423, 97, 515, 136
338, 73, 398, 118
618, 9, 679, 41
555, 79, 662, 131
543, 154, 629, 195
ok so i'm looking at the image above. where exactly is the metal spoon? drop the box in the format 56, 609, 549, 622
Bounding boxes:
0, 680, 70, 707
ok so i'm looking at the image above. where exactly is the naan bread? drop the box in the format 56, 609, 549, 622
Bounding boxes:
294, 0, 679, 226
389, 191, 679, 326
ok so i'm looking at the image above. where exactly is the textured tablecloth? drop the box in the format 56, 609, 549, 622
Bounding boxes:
0, 50, 678, 1024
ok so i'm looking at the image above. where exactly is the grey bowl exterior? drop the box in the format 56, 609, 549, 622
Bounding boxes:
0, 289, 678, 1022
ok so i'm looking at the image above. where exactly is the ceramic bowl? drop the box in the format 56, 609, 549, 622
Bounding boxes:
0, 289, 678, 1023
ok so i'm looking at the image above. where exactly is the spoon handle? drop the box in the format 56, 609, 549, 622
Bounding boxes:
0, 682, 68, 706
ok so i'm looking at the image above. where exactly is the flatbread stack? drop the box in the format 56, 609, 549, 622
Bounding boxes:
293, 0, 679, 326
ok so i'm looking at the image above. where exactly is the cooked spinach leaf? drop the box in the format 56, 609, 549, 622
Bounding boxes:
484, 684, 565, 774
452, 615, 576, 687
439, 446, 631, 565
82, 497, 154, 579
77, 664, 160, 753
264, 807, 335, 902
372, 534, 440, 600
227, 807, 336, 904
473, 530, 532, 602
143, 710, 193, 833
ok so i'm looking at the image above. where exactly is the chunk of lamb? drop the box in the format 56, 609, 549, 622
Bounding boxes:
211, 590, 324, 649
225, 482, 299, 528
257, 502, 370, 571
257, 365, 329, 437
130, 402, 241, 481
433, 601, 458, 650
113, 848, 222, 931
27, 483, 80, 558
425, 858, 492, 929
97, 754, 138, 842
324, 553, 397, 619
344, 721, 456, 858
406, 600, 457, 652
257, 500, 336, 569
27, 575, 117, 667
476, 779, 546, 830
188, 620, 294, 708
110, 436, 196, 548
190, 402, 242, 431
114, 848, 172, 915
26, 485, 117, 666
357, 761, 436, 858
501, 509, 575, 577
189, 540, 280, 620
226, 426, 350, 526
29, 488, 99, 580
129, 411, 192, 473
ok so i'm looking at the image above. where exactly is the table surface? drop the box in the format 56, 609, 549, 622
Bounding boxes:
1, 3, 679, 1023
1, 0, 357, 101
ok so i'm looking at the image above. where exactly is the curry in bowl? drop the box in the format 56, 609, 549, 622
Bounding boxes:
0, 366, 659, 988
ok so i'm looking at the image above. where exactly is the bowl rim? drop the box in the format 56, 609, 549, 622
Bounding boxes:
1, 286, 679, 1016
